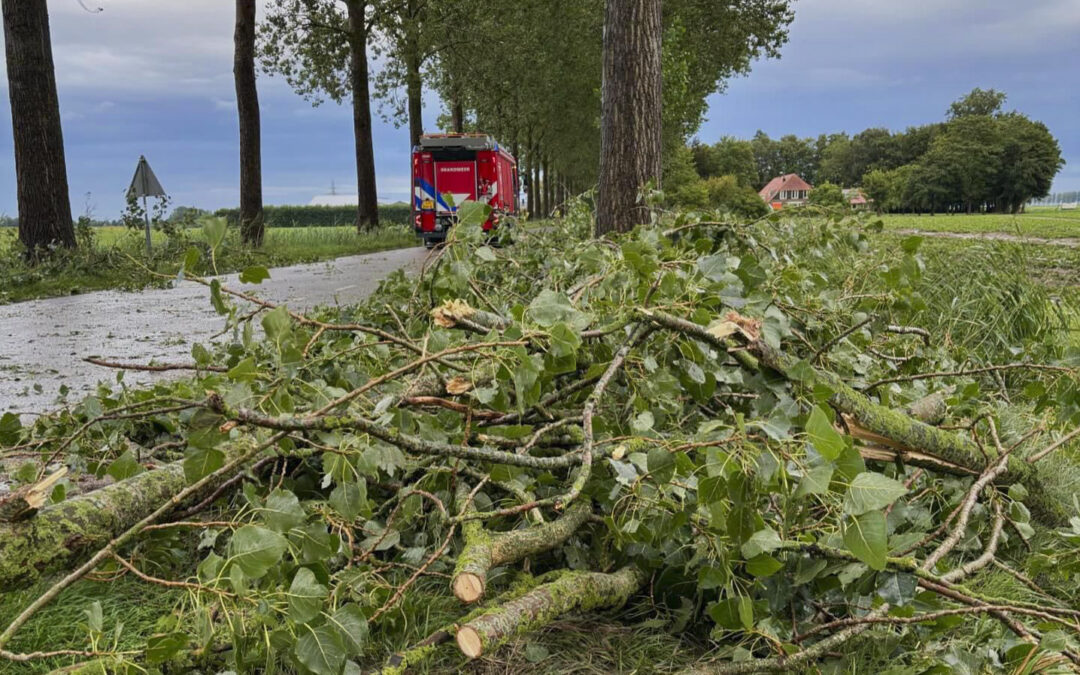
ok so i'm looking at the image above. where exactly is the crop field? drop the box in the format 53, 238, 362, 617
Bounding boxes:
879, 207, 1080, 239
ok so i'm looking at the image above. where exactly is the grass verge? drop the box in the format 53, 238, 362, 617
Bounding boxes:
878, 208, 1080, 239
0, 225, 418, 305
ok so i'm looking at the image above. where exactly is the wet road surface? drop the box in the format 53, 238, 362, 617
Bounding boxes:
0, 247, 430, 417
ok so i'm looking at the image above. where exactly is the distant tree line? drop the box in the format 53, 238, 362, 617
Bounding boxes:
676, 89, 1064, 214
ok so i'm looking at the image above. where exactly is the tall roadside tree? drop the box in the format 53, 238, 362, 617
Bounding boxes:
235, 0, 264, 246
596, 0, 663, 235
2, 0, 75, 257
372, 0, 431, 148
261, 0, 380, 230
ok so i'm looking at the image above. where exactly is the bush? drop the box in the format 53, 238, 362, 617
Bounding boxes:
215, 204, 413, 228
808, 181, 846, 207
704, 175, 770, 218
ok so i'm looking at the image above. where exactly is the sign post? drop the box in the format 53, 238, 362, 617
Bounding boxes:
127, 156, 166, 257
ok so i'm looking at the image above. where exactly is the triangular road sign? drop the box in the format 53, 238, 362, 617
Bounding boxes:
128, 155, 166, 198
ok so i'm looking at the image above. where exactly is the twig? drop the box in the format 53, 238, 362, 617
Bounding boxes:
812, 316, 872, 363
83, 357, 227, 373
865, 363, 1074, 392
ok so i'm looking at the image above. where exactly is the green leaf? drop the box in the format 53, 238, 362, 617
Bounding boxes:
262, 306, 293, 346
843, 511, 888, 571
146, 632, 189, 665
191, 342, 211, 366
294, 624, 346, 675
209, 279, 227, 315
843, 472, 907, 516
745, 554, 783, 578
901, 235, 923, 253
239, 265, 270, 284
227, 357, 258, 382
84, 601, 104, 633
329, 480, 367, 521
527, 289, 589, 330
229, 525, 288, 579
0, 412, 23, 447
262, 488, 306, 533
328, 604, 368, 656
457, 200, 492, 227
106, 449, 144, 481
796, 465, 834, 497
201, 216, 227, 250
475, 245, 497, 262
737, 595, 754, 630
632, 411, 655, 433
741, 527, 782, 559
288, 567, 327, 624
806, 405, 845, 460
183, 445, 225, 483
876, 571, 917, 606
696, 254, 728, 282
1008, 483, 1029, 502
793, 557, 828, 585
647, 446, 675, 484
182, 246, 201, 273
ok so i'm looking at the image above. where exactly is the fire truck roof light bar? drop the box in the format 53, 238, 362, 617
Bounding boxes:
418, 134, 498, 152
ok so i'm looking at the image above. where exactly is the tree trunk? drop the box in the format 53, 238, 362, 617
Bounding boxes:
542, 154, 552, 218
596, 0, 662, 236
2, 0, 74, 257
234, 0, 263, 247
404, 0, 423, 148
347, 0, 379, 231
531, 147, 541, 220
451, 99, 464, 133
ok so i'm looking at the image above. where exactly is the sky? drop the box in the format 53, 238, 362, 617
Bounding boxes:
0, 0, 1076, 219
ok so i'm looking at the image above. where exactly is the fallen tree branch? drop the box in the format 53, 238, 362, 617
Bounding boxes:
0, 459, 199, 589
865, 362, 1075, 392
207, 395, 587, 470
83, 357, 227, 373
455, 566, 646, 659
637, 309, 1065, 523
452, 501, 591, 603
0, 433, 284, 651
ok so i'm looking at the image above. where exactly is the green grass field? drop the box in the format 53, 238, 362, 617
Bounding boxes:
0, 225, 418, 304
879, 206, 1080, 239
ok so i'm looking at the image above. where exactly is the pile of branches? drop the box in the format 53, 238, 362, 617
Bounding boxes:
3, 203, 1080, 674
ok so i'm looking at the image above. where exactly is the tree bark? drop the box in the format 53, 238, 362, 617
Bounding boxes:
2, 0, 74, 257
596, 0, 662, 236
403, 0, 423, 148
452, 500, 591, 603
451, 99, 464, 133
455, 567, 645, 658
542, 154, 552, 218
0, 461, 193, 590
531, 145, 541, 219
347, 0, 379, 231
234, 0, 263, 246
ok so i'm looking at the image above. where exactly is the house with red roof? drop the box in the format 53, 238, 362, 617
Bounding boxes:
844, 188, 870, 210
759, 174, 813, 210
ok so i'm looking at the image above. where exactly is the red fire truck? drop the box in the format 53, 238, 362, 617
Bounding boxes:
411, 134, 520, 248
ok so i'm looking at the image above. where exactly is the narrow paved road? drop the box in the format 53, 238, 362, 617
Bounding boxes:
0, 247, 430, 416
